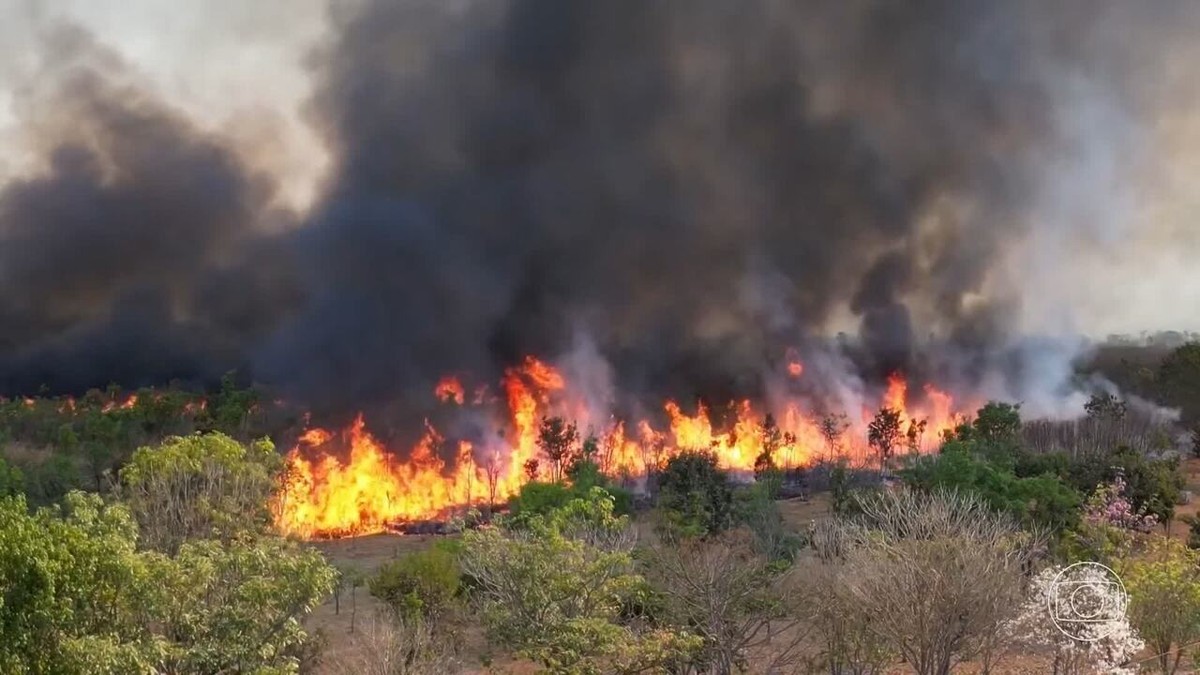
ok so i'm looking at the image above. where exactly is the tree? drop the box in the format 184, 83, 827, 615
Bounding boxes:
369, 543, 462, 622
831, 489, 1041, 675
346, 612, 461, 675
867, 407, 902, 472
972, 401, 1023, 448
460, 490, 697, 673
756, 414, 794, 470
818, 412, 850, 463
537, 416, 580, 483
152, 536, 336, 673
1157, 342, 1200, 424
643, 530, 808, 675
796, 557, 891, 675
1122, 537, 1200, 674
905, 418, 928, 455
118, 432, 282, 553
1085, 392, 1128, 422
900, 447, 1081, 533
523, 458, 540, 483
656, 451, 735, 539
0, 457, 22, 497
0, 491, 335, 674
1007, 565, 1143, 675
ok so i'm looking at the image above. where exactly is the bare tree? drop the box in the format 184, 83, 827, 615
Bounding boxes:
643, 530, 808, 675
795, 558, 891, 675
346, 612, 461, 675
819, 412, 850, 464
483, 449, 501, 515
829, 489, 1041, 675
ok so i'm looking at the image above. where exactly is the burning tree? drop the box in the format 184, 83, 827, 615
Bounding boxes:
819, 412, 850, 464
906, 418, 928, 455
868, 407, 903, 473
537, 416, 580, 483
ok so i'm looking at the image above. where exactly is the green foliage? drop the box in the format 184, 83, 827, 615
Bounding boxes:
656, 451, 734, 539
1121, 537, 1200, 674
0, 456, 23, 497
0, 379, 269, 506
900, 446, 1081, 532
971, 401, 1023, 448
369, 542, 462, 621
462, 489, 697, 673
734, 482, 803, 562
1186, 516, 1200, 550
510, 470, 634, 530
1157, 342, 1200, 424
0, 491, 334, 674
118, 432, 282, 553
151, 536, 335, 673
1110, 446, 1183, 524
20, 455, 81, 506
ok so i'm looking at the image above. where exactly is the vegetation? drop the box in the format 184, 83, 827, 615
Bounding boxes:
2, 339, 1200, 672
0, 490, 334, 674
655, 450, 734, 538
460, 489, 698, 673
368, 543, 463, 621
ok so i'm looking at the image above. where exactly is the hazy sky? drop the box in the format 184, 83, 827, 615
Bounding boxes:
1, 0, 1199, 339
0, 0, 330, 208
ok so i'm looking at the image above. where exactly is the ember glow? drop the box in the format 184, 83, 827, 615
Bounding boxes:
275, 355, 972, 538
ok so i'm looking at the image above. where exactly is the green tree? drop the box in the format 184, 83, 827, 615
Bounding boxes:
900, 445, 1081, 533
1157, 342, 1200, 423
461, 490, 697, 673
656, 451, 734, 539
1085, 392, 1128, 422
971, 401, 1022, 448
152, 536, 336, 673
0, 457, 22, 497
1122, 537, 1200, 674
118, 432, 282, 553
0, 492, 335, 674
369, 543, 462, 621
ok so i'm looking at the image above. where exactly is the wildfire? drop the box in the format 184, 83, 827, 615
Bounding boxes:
434, 376, 465, 405
274, 354, 972, 538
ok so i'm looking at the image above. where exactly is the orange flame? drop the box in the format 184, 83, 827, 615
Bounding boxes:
434, 376, 465, 405
275, 355, 975, 538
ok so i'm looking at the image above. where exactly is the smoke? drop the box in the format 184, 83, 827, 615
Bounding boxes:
2, 0, 1199, 423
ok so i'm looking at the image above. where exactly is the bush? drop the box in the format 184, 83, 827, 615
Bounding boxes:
369, 542, 462, 621
656, 451, 734, 539
0, 457, 22, 497
900, 446, 1081, 532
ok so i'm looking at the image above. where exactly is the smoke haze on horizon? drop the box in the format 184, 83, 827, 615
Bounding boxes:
1, 0, 1199, 419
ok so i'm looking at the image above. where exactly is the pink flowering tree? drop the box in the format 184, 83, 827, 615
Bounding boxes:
1082, 475, 1158, 533
1068, 474, 1157, 562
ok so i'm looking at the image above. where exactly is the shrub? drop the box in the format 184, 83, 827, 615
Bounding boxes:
656, 451, 734, 539
0, 457, 22, 497
369, 542, 462, 621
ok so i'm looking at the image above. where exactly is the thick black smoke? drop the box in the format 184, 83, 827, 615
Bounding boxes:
2, 1, 1196, 420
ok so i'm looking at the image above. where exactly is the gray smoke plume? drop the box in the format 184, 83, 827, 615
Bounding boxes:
2, 0, 1199, 424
